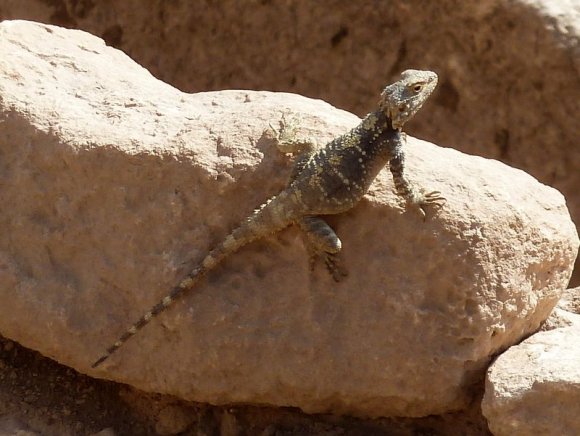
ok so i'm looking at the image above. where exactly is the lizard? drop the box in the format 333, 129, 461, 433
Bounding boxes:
91, 69, 445, 368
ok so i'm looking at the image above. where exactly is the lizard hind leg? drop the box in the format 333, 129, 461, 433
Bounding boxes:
298, 216, 348, 282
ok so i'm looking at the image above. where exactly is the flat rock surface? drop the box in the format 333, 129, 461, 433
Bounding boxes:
0, 21, 578, 418
482, 323, 580, 436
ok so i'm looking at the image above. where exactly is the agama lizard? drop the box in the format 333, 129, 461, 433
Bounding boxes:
92, 69, 445, 368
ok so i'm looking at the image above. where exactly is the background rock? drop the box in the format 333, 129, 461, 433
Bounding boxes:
0, 21, 578, 419
482, 324, 580, 436
555, 286, 580, 314
541, 286, 580, 330
1, 0, 579, 285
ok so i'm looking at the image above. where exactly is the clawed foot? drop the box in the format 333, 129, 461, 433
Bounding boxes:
413, 190, 446, 221
307, 249, 347, 282
324, 253, 348, 282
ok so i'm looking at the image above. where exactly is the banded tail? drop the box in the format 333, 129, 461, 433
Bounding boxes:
91, 191, 298, 368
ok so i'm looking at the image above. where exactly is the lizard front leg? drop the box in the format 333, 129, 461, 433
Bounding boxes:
297, 216, 347, 282
389, 136, 445, 220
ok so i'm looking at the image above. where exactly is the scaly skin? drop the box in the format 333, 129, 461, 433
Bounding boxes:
91, 69, 445, 368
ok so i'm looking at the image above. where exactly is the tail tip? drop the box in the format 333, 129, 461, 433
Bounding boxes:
91, 355, 109, 368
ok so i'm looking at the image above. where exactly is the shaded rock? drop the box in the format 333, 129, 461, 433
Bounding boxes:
219, 410, 240, 436
155, 404, 195, 435
482, 324, 580, 436
0, 416, 40, 436
89, 429, 116, 436
0, 21, 578, 418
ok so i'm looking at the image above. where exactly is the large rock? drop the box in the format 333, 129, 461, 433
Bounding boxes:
484, 287, 580, 434
2, 0, 579, 285
0, 21, 578, 418
482, 322, 580, 436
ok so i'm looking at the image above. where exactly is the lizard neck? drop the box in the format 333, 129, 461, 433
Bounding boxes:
358, 109, 397, 145
355, 109, 402, 173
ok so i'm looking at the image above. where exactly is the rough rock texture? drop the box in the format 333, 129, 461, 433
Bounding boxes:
541, 286, 580, 330
1, 0, 579, 285
0, 21, 578, 418
556, 286, 580, 314
482, 322, 580, 436
484, 286, 580, 435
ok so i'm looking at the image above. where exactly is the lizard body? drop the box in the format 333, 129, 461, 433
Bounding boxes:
91, 69, 444, 368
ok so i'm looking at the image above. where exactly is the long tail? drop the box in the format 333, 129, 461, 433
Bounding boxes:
91, 191, 297, 368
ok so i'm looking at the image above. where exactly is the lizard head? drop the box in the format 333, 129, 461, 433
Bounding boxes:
379, 69, 438, 130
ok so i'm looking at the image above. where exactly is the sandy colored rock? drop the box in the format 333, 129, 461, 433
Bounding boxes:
2, 0, 579, 285
0, 21, 578, 418
541, 307, 580, 331
542, 287, 580, 330
557, 286, 580, 314
482, 324, 580, 436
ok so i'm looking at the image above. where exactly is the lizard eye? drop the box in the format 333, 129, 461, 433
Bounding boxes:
412, 84, 423, 93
